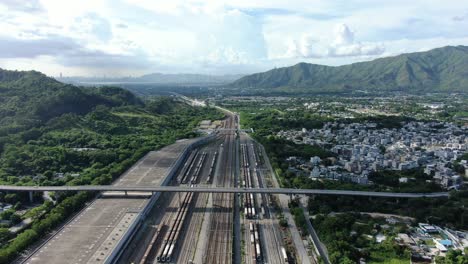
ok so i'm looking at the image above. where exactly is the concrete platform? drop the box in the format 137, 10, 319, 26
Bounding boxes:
25, 139, 199, 264
114, 138, 198, 187
27, 198, 147, 264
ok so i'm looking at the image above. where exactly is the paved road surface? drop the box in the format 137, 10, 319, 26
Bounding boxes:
298, 199, 330, 264
278, 194, 312, 264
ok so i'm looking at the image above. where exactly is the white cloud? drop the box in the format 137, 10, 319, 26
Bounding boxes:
205, 47, 249, 65
453, 12, 468, 21
284, 36, 329, 58
329, 24, 385, 57
1, 1, 468, 76
333, 23, 354, 46
282, 24, 385, 59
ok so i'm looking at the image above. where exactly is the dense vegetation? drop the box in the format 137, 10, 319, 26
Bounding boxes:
0, 69, 141, 137
0, 192, 92, 262
230, 45, 468, 94
288, 199, 309, 235
312, 213, 410, 263
0, 68, 224, 262
237, 102, 414, 138
369, 169, 443, 193
308, 191, 468, 230
240, 108, 332, 138
435, 249, 468, 263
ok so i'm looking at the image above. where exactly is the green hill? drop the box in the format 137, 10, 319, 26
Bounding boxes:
0, 68, 223, 182
0, 68, 142, 136
230, 45, 468, 94
0, 68, 223, 262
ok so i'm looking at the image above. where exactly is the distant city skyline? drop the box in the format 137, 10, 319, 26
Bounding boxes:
1, 0, 468, 77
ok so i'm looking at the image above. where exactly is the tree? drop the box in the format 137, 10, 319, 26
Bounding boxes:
433, 249, 467, 264
10, 214, 21, 225
4, 193, 18, 204
341, 257, 355, 264
0, 228, 10, 243
14, 202, 22, 210
279, 218, 288, 227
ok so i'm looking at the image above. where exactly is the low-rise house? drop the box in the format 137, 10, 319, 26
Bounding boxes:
419, 223, 438, 234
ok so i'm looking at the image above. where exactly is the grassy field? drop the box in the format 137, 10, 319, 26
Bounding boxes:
369, 251, 410, 264
112, 111, 159, 120
369, 260, 409, 264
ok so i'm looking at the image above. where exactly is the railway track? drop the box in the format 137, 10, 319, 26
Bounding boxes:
242, 139, 289, 264
156, 190, 194, 262
136, 141, 214, 263
119, 113, 301, 264
204, 116, 236, 264
241, 142, 263, 264
135, 115, 239, 264
172, 142, 222, 264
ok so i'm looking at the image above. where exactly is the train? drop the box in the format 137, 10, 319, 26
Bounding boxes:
241, 144, 257, 219
206, 151, 217, 183
281, 247, 289, 263
157, 147, 208, 262
249, 222, 262, 263
187, 152, 207, 184
157, 190, 194, 262
178, 149, 198, 183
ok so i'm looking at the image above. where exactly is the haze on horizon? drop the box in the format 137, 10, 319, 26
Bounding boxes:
1, 0, 468, 77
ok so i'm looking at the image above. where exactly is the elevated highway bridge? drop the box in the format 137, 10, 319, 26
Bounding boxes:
0, 185, 449, 198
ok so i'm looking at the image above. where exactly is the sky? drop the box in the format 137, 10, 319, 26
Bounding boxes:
1, 0, 468, 77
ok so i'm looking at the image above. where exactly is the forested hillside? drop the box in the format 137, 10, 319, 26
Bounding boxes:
0, 68, 222, 186
230, 46, 468, 94
0, 68, 223, 262
0, 69, 141, 137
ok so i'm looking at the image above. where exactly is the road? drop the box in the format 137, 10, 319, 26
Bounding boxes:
298, 199, 330, 264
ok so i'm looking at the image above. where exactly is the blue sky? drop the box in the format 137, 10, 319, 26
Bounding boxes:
1, 0, 468, 77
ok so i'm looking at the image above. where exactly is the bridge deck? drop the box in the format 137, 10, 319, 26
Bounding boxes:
4, 185, 449, 198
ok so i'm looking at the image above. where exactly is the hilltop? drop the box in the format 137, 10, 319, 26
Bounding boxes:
0, 68, 142, 136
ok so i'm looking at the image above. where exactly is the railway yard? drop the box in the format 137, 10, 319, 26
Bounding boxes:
240, 140, 287, 264
119, 113, 305, 264
22, 113, 312, 264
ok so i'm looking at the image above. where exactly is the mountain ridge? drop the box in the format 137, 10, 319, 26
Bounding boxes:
230, 45, 468, 94
57, 72, 244, 85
